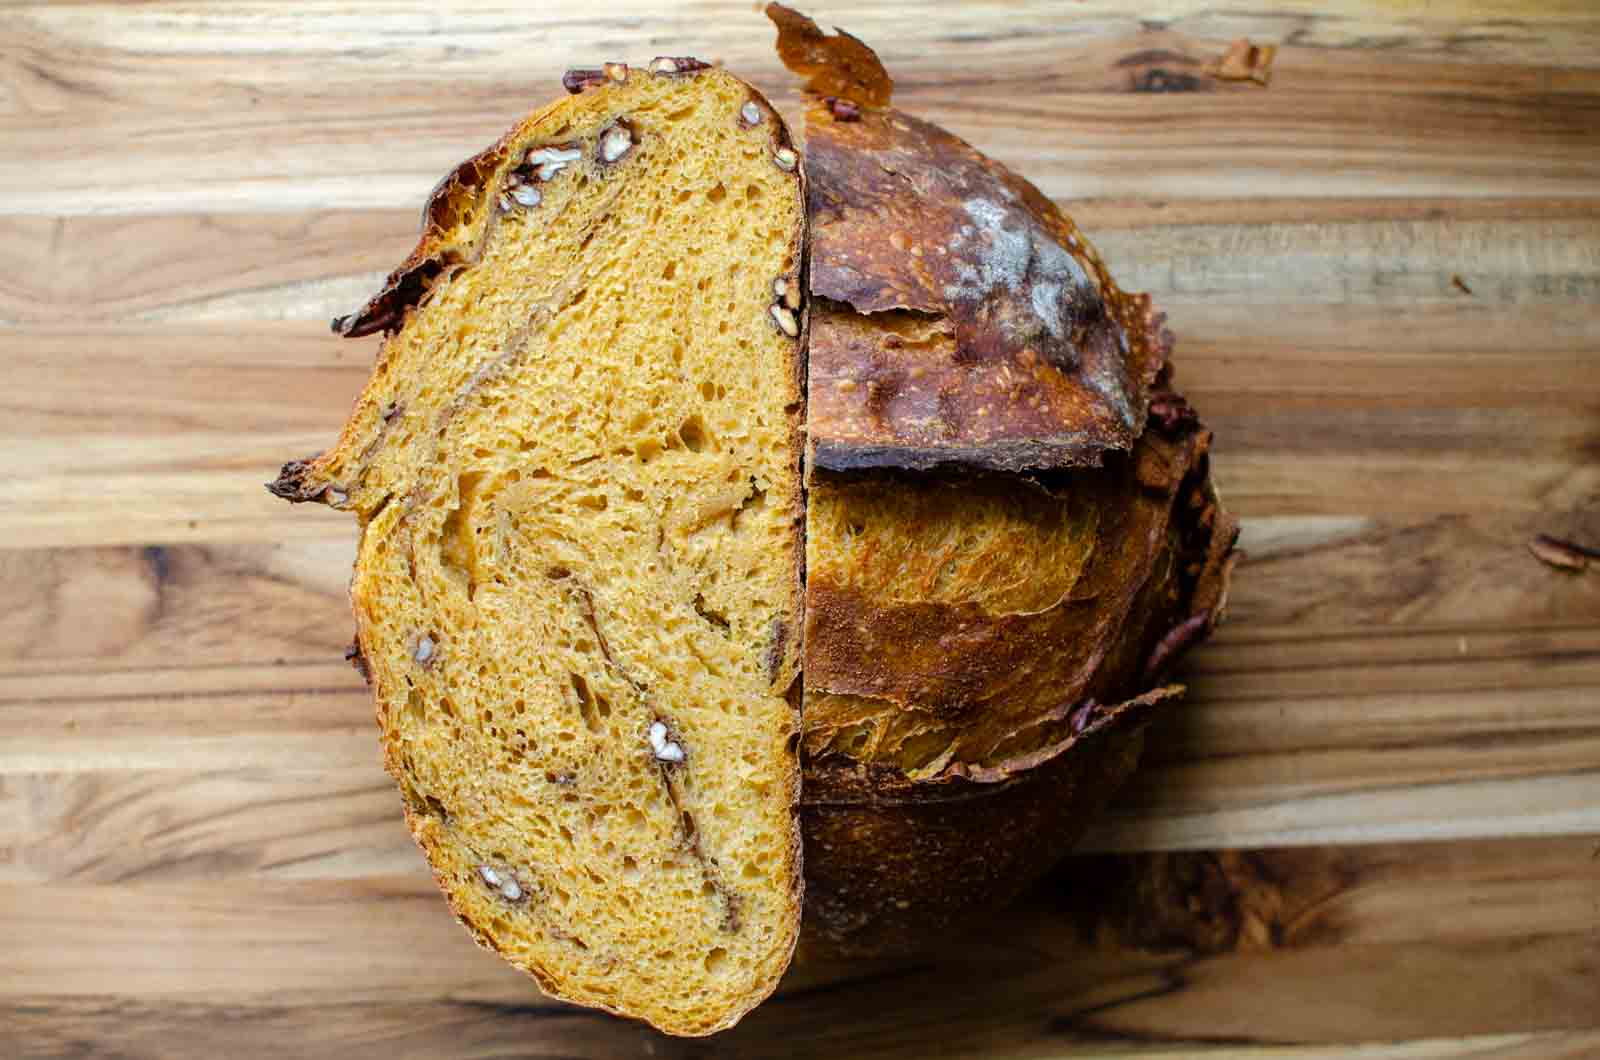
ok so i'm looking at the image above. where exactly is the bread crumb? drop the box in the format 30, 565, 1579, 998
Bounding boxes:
1205, 38, 1276, 86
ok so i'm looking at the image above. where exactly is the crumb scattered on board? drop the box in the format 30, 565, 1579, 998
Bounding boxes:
1452, 275, 1473, 295
1527, 533, 1599, 572
1205, 38, 1276, 85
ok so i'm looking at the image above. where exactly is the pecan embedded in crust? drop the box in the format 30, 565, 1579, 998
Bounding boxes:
561, 68, 608, 94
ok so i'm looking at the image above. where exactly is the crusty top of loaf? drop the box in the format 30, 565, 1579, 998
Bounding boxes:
802, 104, 1170, 473
768, 3, 1167, 474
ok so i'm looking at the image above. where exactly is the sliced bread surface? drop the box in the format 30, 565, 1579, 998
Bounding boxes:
276, 63, 806, 1035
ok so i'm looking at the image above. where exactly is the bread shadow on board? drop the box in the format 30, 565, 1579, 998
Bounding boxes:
479, 809, 1287, 1058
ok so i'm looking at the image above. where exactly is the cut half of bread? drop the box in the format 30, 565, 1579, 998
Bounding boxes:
272, 61, 807, 1036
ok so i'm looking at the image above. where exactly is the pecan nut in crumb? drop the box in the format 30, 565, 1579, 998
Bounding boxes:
561, 68, 606, 94
597, 120, 637, 165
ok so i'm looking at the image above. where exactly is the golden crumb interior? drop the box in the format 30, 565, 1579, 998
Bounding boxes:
328, 69, 804, 1035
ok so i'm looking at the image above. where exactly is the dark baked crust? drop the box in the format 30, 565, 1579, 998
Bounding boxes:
802, 406, 1229, 764
770, 3, 1237, 958
797, 395, 1236, 956
798, 701, 1150, 957
801, 99, 1170, 473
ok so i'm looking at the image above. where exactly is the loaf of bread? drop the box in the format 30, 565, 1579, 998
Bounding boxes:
272, 62, 807, 1035
769, 5, 1237, 956
270, 5, 1236, 1034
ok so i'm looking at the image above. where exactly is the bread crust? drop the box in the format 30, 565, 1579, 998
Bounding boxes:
801, 99, 1170, 473
797, 399, 1237, 955
767, 3, 1238, 957
802, 412, 1230, 770
798, 696, 1151, 957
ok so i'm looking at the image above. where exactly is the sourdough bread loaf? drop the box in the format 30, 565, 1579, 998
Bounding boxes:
271, 6, 1238, 1033
272, 61, 807, 1036
770, 4, 1237, 956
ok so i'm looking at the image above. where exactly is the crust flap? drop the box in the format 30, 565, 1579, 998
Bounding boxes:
766, 3, 893, 108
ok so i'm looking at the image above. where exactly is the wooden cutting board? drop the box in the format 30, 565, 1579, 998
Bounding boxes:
2, 2, 1597, 1056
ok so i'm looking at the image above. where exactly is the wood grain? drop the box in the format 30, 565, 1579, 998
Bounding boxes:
8, 209, 1600, 325
3, 3, 1599, 213
1, 837, 1595, 1056
3, 0, 1597, 1054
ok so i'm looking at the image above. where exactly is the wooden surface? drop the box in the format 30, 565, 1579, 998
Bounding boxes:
2, 1, 1597, 1057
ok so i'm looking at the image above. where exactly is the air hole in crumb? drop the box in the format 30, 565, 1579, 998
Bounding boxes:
745, 184, 763, 202
662, 261, 677, 280
706, 182, 727, 204
678, 416, 709, 452
402, 689, 427, 727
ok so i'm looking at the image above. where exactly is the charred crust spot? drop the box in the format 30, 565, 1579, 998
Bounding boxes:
344, 638, 373, 684
265, 457, 324, 503
335, 258, 447, 339
1148, 391, 1200, 436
